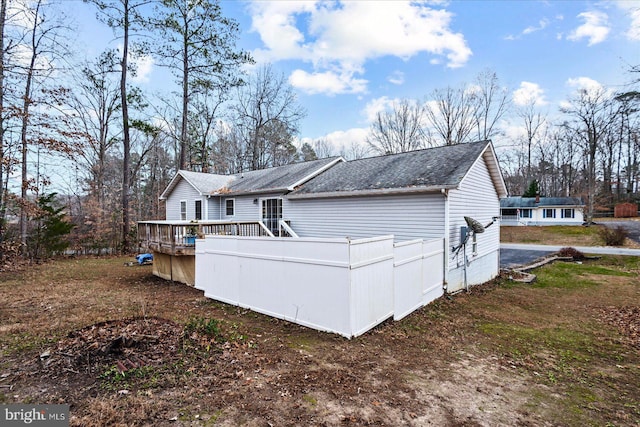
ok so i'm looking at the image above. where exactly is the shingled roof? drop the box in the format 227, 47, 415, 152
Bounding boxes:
290, 141, 505, 198
160, 157, 343, 199
226, 157, 342, 195
500, 197, 584, 208
160, 171, 232, 200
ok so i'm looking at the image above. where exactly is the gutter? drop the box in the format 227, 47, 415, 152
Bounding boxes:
287, 184, 459, 200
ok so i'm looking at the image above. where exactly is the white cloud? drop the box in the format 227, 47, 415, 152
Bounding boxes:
387, 70, 405, 85
566, 76, 604, 93
324, 128, 369, 147
523, 18, 549, 35
117, 44, 155, 84
289, 69, 368, 95
567, 11, 610, 45
513, 82, 547, 106
130, 54, 155, 84
249, 1, 472, 95
505, 17, 556, 40
617, 1, 640, 41
363, 96, 398, 123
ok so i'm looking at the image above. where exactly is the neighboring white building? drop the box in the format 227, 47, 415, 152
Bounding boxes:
158, 141, 508, 293
500, 196, 585, 226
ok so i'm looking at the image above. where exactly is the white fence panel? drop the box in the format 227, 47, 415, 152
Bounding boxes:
195, 235, 445, 338
393, 240, 425, 321
349, 236, 395, 337
422, 238, 445, 305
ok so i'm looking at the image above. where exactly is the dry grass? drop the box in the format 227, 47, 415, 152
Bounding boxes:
1, 255, 639, 426
501, 224, 640, 248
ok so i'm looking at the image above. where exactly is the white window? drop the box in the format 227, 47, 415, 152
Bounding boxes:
561, 208, 575, 219
180, 200, 187, 220
543, 208, 555, 219
225, 199, 235, 216
519, 209, 532, 218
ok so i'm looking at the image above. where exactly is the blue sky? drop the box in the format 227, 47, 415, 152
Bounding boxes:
67, 0, 639, 154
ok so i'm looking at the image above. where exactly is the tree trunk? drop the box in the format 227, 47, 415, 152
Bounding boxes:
179, 11, 189, 170
20, 2, 41, 254
0, 0, 7, 254
121, 0, 131, 253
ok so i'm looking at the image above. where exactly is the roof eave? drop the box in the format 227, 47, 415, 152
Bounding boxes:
287, 184, 457, 200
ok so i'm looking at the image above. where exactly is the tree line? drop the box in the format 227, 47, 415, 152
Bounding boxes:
364, 70, 639, 224
0, 0, 637, 262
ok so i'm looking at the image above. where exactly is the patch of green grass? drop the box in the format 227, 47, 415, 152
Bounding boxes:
302, 394, 318, 406
184, 317, 222, 338
548, 225, 599, 238
532, 261, 634, 289
1, 333, 55, 356
99, 365, 161, 391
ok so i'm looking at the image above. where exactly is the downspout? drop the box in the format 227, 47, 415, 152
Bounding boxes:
442, 188, 449, 293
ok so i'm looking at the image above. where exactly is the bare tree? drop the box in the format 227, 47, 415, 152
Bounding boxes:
339, 141, 371, 161
425, 85, 478, 146
13, 0, 72, 253
153, 0, 252, 170
366, 99, 428, 154
561, 86, 620, 223
517, 99, 546, 186
473, 69, 510, 141
65, 53, 121, 220
312, 138, 336, 159
87, 0, 150, 252
233, 64, 306, 170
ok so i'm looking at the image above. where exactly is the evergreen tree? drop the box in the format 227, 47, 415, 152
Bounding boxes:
29, 193, 74, 259
522, 180, 540, 198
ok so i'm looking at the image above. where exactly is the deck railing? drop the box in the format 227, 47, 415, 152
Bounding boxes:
137, 220, 273, 255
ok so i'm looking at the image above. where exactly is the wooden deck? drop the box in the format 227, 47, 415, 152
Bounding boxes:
137, 220, 272, 256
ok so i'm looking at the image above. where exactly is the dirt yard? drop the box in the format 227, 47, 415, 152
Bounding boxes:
1, 255, 639, 426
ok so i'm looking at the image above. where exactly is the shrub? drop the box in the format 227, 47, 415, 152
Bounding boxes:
558, 247, 586, 260
598, 226, 628, 246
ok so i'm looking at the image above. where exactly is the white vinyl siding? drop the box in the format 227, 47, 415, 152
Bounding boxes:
165, 179, 202, 220
448, 155, 500, 272
286, 193, 446, 242
221, 193, 284, 221
207, 198, 220, 220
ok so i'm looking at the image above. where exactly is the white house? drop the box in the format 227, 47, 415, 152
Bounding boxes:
153, 140, 507, 294
500, 196, 584, 226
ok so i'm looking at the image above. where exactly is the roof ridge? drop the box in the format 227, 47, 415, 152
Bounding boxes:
342, 140, 490, 164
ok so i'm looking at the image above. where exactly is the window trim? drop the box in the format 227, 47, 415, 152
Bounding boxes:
519, 208, 532, 219
180, 200, 187, 221
225, 198, 235, 217
543, 208, 556, 219
561, 208, 575, 219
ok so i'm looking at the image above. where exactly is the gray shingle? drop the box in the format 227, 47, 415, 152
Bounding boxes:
292, 141, 490, 195
179, 171, 232, 194
226, 157, 341, 194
